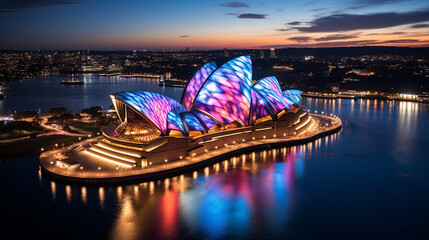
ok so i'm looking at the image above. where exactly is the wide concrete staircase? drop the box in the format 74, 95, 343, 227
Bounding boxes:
85, 140, 143, 168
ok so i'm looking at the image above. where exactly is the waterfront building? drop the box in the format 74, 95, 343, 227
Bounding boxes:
80, 56, 309, 168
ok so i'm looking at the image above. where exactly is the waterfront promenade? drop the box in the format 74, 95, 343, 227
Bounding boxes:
40, 114, 342, 184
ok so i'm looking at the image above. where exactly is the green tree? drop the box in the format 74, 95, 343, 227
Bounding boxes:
49, 107, 69, 116
14, 110, 38, 121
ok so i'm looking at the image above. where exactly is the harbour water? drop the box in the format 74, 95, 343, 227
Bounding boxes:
1, 74, 429, 239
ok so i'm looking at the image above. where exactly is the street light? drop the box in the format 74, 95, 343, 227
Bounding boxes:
180, 156, 183, 166
165, 159, 168, 168
149, 162, 152, 172
98, 166, 101, 177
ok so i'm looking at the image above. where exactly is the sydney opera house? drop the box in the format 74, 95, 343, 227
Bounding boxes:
85, 56, 310, 168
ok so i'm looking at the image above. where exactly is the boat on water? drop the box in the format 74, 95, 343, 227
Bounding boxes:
61, 80, 84, 85
160, 79, 187, 88
62, 74, 84, 84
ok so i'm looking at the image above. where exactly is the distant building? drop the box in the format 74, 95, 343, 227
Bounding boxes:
270, 48, 275, 58
260, 50, 264, 59
327, 83, 339, 93
224, 48, 229, 58
106, 64, 122, 72
165, 72, 171, 80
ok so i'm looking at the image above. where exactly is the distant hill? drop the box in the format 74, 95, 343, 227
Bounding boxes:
273, 46, 429, 57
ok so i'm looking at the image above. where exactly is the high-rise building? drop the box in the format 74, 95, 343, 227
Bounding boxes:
270, 48, 275, 58
224, 48, 229, 58
260, 50, 264, 59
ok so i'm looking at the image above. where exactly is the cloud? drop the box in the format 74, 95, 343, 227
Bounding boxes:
366, 31, 405, 35
310, 40, 378, 46
311, 8, 328, 12
179, 35, 190, 38
288, 36, 312, 43
219, 2, 250, 8
315, 34, 359, 41
261, 40, 378, 48
411, 23, 429, 28
276, 28, 291, 31
226, 12, 238, 16
294, 10, 429, 32
237, 13, 267, 19
377, 39, 420, 43
348, 0, 412, 9
287, 21, 301, 25
0, 0, 81, 12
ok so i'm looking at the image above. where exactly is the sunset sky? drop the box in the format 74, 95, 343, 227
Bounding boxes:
1, 0, 429, 50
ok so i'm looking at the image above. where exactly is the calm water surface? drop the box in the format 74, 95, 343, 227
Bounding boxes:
1, 74, 429, 239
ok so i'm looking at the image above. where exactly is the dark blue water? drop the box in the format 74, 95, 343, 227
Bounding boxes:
0, 73, 183, 114
1, 75, 429, 239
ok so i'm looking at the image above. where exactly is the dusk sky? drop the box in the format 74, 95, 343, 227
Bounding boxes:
1, 0, 429, 50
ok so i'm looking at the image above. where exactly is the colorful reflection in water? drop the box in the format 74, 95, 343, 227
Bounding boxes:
95, 142, 332, 239
2, 88, 428, 239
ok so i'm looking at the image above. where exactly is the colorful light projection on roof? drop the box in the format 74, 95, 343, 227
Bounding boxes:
181, 62, 217, 111
282, 90, 301, 105
192, 111, 219, 129
182, 112, 205, 132
111, 56, 304, 138
251, 89, 272, 124
167, 107, 187, 133
253, 76, 289, 115
112, 91, 186, 135
192, 56, 253, 126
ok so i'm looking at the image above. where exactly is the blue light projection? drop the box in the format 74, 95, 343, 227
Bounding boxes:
181, 61, 217, 110
192, 111, 219, 129
182, 112, 205, 132
253, 76, 289, 114
282, 90, 301, 105
167, 107, 187, 133
251, 89, 272, 123
112, 91, 185, 135
192, 56, 253, 126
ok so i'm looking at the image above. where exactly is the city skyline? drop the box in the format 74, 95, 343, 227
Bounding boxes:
1, 0, 429, 50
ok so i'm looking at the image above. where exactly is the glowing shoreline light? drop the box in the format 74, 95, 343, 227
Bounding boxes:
110, 56, 301, 137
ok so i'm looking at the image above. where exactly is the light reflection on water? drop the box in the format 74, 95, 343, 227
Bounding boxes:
1, 75, 428, 239
37, 140, 333, 239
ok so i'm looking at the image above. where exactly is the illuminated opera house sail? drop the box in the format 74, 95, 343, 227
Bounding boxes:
93, 56, 310, 167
